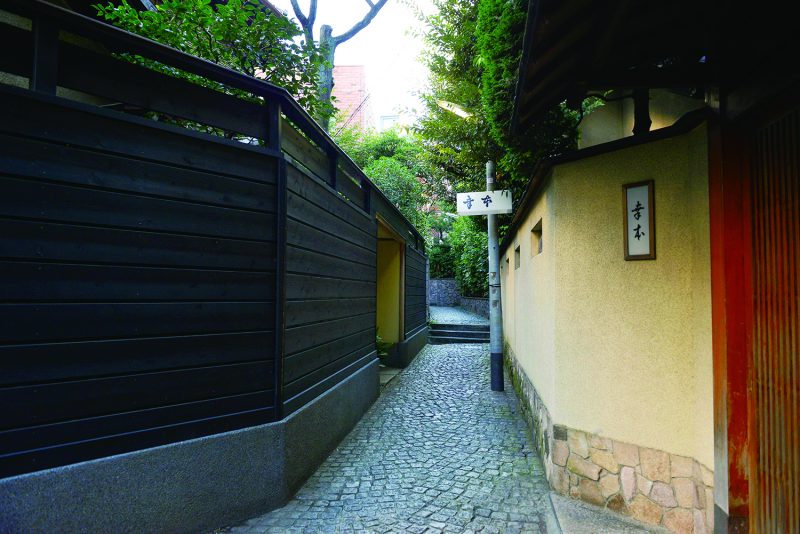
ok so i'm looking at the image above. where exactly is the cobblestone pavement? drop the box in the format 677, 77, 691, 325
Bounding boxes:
429, 306, 488, 326
227, 343, 552, 533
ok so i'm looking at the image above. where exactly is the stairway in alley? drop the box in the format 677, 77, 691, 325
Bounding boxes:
428, 323, 490, 344
428, 305, 489, 345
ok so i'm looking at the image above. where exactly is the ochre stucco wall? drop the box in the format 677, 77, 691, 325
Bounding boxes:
377, 239, 403, 343
579, 89, 705, 149
501, 183, 557, 410
503, 123, 713, 468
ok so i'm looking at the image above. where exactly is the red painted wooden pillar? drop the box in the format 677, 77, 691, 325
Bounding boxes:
709, 114, 753, 531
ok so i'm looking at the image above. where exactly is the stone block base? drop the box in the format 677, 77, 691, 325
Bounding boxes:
504, 347, 714, 534
384, 325, 428, 368
0, 359, 379, 533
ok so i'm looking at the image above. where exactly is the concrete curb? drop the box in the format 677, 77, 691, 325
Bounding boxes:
546, 493, 564, 533
549, 493, 669, 533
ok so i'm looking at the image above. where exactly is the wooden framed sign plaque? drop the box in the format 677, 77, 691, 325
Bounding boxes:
623, 180, 655, 260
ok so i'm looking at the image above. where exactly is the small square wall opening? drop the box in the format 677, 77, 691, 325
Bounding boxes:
531, 219, 543, 256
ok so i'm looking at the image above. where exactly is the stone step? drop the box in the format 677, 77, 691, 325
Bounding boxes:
427, 329, 490, 339
428, 336, 490, 345
428, 323, 489, 332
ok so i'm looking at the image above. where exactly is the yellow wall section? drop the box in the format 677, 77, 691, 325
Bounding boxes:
377, 239, 403, 343
503, 124, 713, 468
579, 89, 705, 149
501, 183, 557, 410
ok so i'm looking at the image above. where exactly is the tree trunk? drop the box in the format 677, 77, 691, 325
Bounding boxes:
317, 24, 336, 131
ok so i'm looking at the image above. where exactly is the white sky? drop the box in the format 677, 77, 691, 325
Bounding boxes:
269, 0, 435, 129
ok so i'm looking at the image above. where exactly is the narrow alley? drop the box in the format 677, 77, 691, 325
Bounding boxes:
228, 341, 554, 533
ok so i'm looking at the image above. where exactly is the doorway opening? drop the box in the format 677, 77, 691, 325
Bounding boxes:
376, 218, 405, 358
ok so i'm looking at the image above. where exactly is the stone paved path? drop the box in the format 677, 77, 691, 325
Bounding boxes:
429, 306, 488, 326
227, 343, 552, 533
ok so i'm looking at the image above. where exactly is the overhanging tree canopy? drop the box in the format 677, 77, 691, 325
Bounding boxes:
95, 0, 328, 118
417, 0, 585, 213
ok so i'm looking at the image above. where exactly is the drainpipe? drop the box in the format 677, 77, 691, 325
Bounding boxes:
486, 161, 504, 391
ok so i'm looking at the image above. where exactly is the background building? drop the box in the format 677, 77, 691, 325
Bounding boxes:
332, 65, 372, 131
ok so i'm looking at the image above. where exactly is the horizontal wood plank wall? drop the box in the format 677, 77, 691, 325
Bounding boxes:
283, 164, 378, 414
0, 86, 280, 478
0, 10, 427, 478
0, 23, 271, 142
405, 246, 428, 336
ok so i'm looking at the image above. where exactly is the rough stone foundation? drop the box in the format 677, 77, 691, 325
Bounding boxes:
459, 296, 489, 318
428, 278, 459, 306
505, 346, 714, 534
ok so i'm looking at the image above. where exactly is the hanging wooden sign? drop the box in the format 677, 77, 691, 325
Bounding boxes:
623, 180, 655, 260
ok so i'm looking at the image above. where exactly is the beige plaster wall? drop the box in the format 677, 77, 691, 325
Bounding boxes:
504, 123, 713, 469
578, 100, 624, 149
552, 123, 712, 467
579, 90, 705, 149
501, 183, 557, 409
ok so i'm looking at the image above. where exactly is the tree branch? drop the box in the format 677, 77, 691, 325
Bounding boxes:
289, 0, 307, 26
307, 0, 317, 30
289, 0, 316, 43
332, 0, 389, 45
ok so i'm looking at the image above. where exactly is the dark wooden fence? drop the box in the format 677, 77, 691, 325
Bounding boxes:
282, 165, 377, 415
405, 247, 428, 337
0, 0, 425, 478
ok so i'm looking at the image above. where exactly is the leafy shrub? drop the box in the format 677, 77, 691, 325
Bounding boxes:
449, 217, 488, 297
363, 156, 430, 236
376, 330, 392, 359
428, 243, 455, 279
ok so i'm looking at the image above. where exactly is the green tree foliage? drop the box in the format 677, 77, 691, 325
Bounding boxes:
448, 217, 488, 297
428, 244, 455, 279
335, 127, 426, 176
475, 0, 526, 148
363, 157, 428, 233
476, 0, 585, 190
418, 0, 585, 210
416, 0, 596, 293
427, 209, 456, 278
95, 0, 330, 118
416, 0, 495, 201
334, 126, 432, 237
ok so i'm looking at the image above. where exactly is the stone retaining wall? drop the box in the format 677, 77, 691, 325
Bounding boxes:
459, 296, 489, 318
428, 278, 459, 306
505, 346, 714, 534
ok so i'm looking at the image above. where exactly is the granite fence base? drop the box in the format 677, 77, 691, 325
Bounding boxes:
505, 346, 714, 534
0, 359, 380, 533
383, 326, 428, 368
